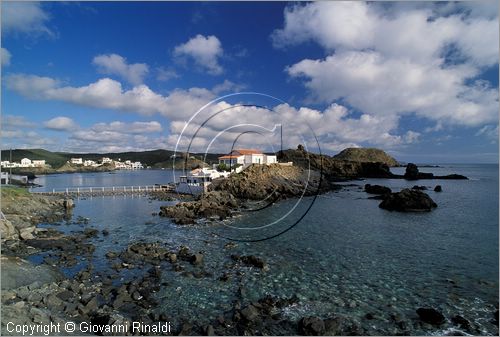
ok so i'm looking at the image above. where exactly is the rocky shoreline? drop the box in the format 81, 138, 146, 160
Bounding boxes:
1, 161, 497, 337
159, 159, 467, 225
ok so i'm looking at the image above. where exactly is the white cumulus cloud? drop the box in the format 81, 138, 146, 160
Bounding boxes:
1, 1, 53, 37
174, 34, 224, 75
93, 54, 149, 85
272, 1, 498, 129
44, 116, 78, 131
1, 48, 11, 67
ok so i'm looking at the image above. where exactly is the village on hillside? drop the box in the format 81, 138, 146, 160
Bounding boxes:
0, 157, 144, 170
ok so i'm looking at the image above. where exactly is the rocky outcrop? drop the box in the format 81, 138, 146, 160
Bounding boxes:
1, 256, 63, 290
404, 163, 468, 180
159, 191, 239, 224
210, 164, 339, 200
364, 184, 392, 195
333, 147, 399, 167
379, 189, 438, 212
416, 307, 445, 326
278, 147, 395, 180
1, 187, 72, 241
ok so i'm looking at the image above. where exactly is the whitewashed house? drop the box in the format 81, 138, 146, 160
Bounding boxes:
20, 158, 32, 167
101, 157, 112, 164
71, 158, 83, 165
131, 161, 143, 169
32, 160, 46, 167
1, 161, 10, 168
176, 167, 230, 195
218, 149, 277, 168
114, 161, 128, 169
84, 160, 96, 167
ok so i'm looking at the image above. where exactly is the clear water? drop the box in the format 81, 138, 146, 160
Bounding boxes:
32, 165, 499, 335
31, 169, 182, 191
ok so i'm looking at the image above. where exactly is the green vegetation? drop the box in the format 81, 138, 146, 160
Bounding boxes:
1, 186, 30, 198
333, 148, 399, 167
1, 149, 222, 170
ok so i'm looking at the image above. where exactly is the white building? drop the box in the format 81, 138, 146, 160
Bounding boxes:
32, 160, 46, 167
71, 158, 83, 165
1, 161, 10, 168
102, 157, 112, 164
176, 167, 230, 195
84, 160, 97, 167
218, 149, 277, 168
131, 161, 143, 169
20, 158, 32, 167
114, 161, 128, 169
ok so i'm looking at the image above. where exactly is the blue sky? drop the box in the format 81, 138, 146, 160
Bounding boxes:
1, 1, 498, 163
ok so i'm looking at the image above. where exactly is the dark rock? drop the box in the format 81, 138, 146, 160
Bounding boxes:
364, 184, 391, 195
204, 324, 215, 336
232, 254, 268, 270
106, 251, 118, 259
56, 290, 74, 302
102, 229, 109, 236
412, 185, 427, 190
190, 253, 204, 266
379, 189, 437, 212
437, 174, 467, 180
451, 315, 472, 332
298, 316, 326, 336
434, 185, 442, 192
494, 310, 499, 326
179, 323, 193, 335
63, 199, 74, 209
416, 307, 445, 326
83, 228, 99, 238
365, 313, 374, 320
241, 305, 260, 322
405, 163, 421, 180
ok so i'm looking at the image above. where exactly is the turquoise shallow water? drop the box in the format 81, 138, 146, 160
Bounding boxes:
33, 165, 499, 335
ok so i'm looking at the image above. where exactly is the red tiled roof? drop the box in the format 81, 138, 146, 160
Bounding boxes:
233, 149, 262, 155
218, 149, 263, 160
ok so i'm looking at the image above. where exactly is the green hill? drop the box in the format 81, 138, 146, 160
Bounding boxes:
0, 148, 222, 169
333, 147, 399, 166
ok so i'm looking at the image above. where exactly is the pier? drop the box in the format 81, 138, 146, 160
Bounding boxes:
30, 184, 176, 197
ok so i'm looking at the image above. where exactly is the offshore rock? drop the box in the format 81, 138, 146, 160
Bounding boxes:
379, 189, 437, 212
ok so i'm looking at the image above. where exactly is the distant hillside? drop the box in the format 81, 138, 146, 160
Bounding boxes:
0, 149, 221, 169
0, 149, 70, 168
333, 148, 399, 167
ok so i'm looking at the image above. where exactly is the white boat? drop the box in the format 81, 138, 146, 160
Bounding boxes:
176, 167, 230, 195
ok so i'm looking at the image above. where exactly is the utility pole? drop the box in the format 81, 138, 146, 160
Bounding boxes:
9, 148, 12, 184
280, 124, 283, 155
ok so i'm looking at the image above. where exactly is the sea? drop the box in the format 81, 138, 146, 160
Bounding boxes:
31, 164, 499, 335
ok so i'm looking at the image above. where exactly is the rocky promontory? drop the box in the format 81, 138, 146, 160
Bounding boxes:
1, 187, 74, 241
333, 147, 399, 167
160, 164, 341, 224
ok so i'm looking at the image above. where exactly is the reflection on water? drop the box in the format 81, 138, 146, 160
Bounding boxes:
32, 170, 183, 191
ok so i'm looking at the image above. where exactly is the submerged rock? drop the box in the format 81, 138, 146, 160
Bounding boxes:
231, 254, 268, 270
298, 316, 326, 336
416, 307, 445, 326
379, 189, 437, 212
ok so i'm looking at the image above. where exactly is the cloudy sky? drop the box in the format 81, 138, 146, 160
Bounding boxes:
1, 1, 498, 163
